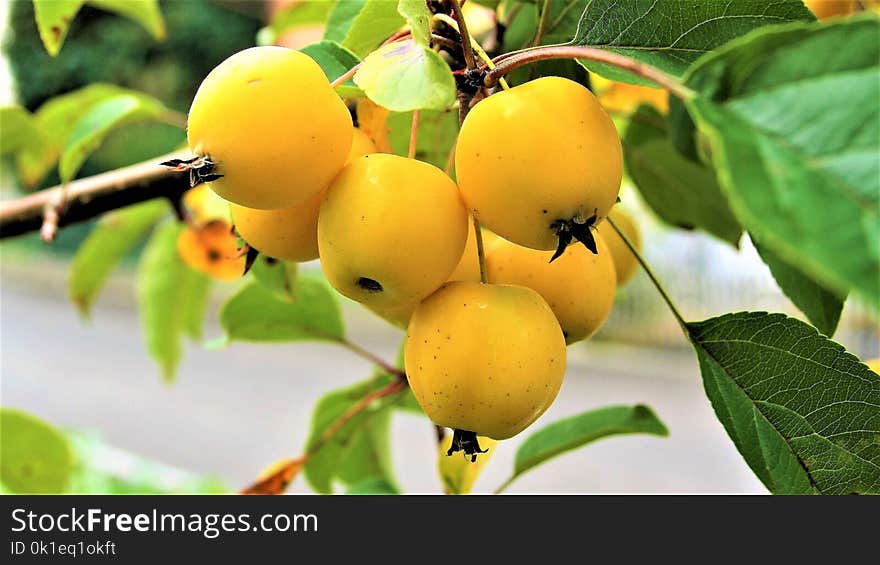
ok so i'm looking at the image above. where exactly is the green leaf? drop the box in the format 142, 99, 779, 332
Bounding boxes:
688, 312, 880, 495
69, 199, 168, 317
304, 378, 400, 493
324, 0, 405, 58
249, 256, 299, 303
397, 0, 431, 46
570, 0, 814, 84
300, 40, 362, 98
623, 105, 742, 246
683, 17, 880, 310
388, 108, 458, 169
753, 239, 845, 337
32, 0, 85, 56
219, 273, 344, 343
345, 476, 400, 495
355, 40, 456, 111
136, 221, 201, 382
0, 408, 75, 494
180, 272, 213, 341
87, 0, 166, 40
504, 405, 668, 489
59, 93, 168, 182
0, 106, 46, 155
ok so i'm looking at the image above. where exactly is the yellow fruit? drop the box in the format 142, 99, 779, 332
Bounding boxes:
319, 154, 468, 310
486, 234, 616, 344
456, 76, 622, 251
593, 75, 669, 115
804, 0, 856, 19
405, 282, 566, 443
177, 220, 245, 281
598, 209, 641, 286
230, 129, 377, 262
438, 433, 498, 494
866, 358, 880, 373
356, 98, 393, 152
187, 46, 352, 209
183, 184, 231, 224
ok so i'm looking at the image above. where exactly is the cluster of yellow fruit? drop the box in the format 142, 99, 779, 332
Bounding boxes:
186, 46, 641, 458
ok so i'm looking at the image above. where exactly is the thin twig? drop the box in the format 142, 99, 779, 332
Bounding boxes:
607, 216, 688, 331
330, 64, 360, 89
486, 46, 696, 100
450, 0, 476, 70
339, 339, 406, 378
473, 216, 488, 284
408, 110, 420, 159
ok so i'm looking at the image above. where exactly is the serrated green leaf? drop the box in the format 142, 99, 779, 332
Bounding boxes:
220, 274, 344, 343
688, 311, 880, 494
387, 107, 458, 169
397, 0, 431, 46
753, 239, 845, 337
249, 256, 299, 303
59, 93, 167, 182
33, 0, 85, 56
0, 408, 74, 494
355, 40, 456, 111
300, 40, 362, 98
570, 0, 814, 84
324, 0, 405, 58
683, 17, 880, 310
136, 221, 198, 382
623, 104, 742, 246
502, 405, 668, 490
88, 0, 166, 40
69, 199, 168, 317
304, 378, 400, 493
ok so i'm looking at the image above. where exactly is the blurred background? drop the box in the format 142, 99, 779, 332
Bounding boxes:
1, 0, 877, 494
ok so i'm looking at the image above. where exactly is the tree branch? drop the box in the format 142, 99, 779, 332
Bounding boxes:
485, 46, 696, 100
0, 151, 192, 239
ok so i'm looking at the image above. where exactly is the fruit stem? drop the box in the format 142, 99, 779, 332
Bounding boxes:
330, 64, 361, 89
408, 110, 420, 159
473, 215, 489, 284
339, 339, 406, 379
450, 0, 477, 71
484, 46, 696, 101
607, 216, 688, 331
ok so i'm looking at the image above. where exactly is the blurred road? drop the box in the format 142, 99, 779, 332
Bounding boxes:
1, 263, 765, 494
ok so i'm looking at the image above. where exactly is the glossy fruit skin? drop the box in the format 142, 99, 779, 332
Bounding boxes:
598, 209, 641, 286
405, 282, 567, 440
188, 46, 352, 209
230, 129, 377, 262
866, 358, 880, 374
486, 233, 616, 344
319, 154, 468, 310
455, 76, 623, 250
447, 220, 501, 283
804, 0, 855, 19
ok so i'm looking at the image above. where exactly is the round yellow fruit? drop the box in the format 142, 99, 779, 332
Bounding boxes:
405, 282, 567, 440
447, 220, 500, 283
486, 234, 616, 344
318, 154, 468, 310
598, 209, 641, 286
177, 220, 245, 281
865, 358, 880, 374
455, 76, 623, 251
187, 46, 352, 209
230, 129, 377, 262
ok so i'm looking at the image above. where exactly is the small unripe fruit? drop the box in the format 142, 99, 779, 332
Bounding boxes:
486, 234, 616, 344
405, 282, 566, 440
319, 154, 468, 310
598, 209, 641, 286
456, 76, 622, 251
230, 129, 377, 262
187, 46, 352, 209
177, 220, 245, 281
